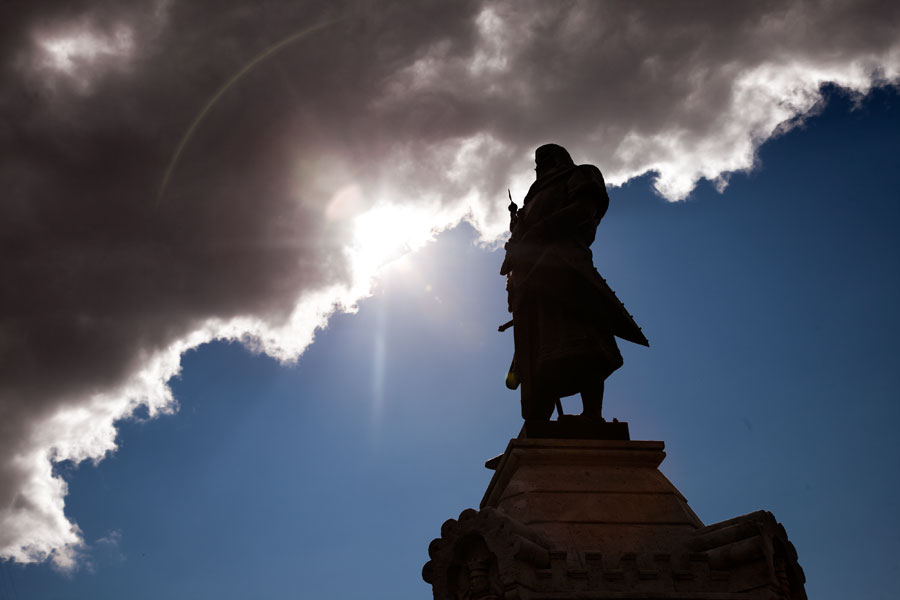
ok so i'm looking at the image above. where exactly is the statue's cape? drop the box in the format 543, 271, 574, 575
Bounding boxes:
588, 268, 650, 347
511, 243, 648, 347
539, 244, 648, 347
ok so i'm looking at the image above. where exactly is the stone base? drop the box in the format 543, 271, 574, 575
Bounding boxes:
424, 437, 806, 599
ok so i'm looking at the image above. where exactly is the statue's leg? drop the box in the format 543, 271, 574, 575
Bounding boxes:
536, 396, 556, 420
521, 384, 556, 420
523, 397, 556, 420
580, 381, 604, 421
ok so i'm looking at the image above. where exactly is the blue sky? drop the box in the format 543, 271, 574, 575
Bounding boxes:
4, 84, 898, 600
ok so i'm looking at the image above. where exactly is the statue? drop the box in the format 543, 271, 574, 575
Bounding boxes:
500, 144, 648, 421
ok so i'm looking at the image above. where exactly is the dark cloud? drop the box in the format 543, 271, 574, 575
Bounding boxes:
1, 0, 897, 566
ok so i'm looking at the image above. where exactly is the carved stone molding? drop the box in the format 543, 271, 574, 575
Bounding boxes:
423, 507, 551, 600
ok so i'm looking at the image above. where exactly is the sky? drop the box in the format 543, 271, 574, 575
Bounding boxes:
1, 1, 899, 599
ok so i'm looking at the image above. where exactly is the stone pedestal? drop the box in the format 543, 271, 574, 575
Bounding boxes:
423, 431, 806, 599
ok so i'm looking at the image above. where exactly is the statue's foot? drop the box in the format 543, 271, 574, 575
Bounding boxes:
557, 413, 602, 427
580, 411, 605, 423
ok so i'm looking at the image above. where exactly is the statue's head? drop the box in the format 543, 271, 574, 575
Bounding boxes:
534, 144, 574, 179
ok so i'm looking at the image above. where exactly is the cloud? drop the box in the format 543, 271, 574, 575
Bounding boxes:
1, 0, 898, 568
89, 529, 125, 570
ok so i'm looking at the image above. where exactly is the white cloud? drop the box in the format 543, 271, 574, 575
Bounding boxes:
38, 27, 134, 73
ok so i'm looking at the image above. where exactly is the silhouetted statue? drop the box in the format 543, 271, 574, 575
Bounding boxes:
501, 144, 648, 421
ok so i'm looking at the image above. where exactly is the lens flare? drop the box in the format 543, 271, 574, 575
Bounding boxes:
156, 17, 344, 204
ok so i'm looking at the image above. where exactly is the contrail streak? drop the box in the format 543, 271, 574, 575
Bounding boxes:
156, 17, 343, 204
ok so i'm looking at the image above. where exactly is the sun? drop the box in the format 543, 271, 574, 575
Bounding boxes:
348, 202, 442, 286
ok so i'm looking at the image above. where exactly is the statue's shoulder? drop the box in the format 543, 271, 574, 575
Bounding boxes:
567, 163, 606, 195
574, 163, 604, 180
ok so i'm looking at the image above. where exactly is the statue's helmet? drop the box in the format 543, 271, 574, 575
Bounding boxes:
535, 143, 574, 170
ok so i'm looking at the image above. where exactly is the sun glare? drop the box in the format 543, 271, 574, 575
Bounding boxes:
348, 203, 442, 286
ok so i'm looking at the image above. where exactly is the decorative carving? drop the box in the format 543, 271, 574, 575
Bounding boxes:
691, 510, 806, 599
447, 535, 502, 600
423, 507, 551, 600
